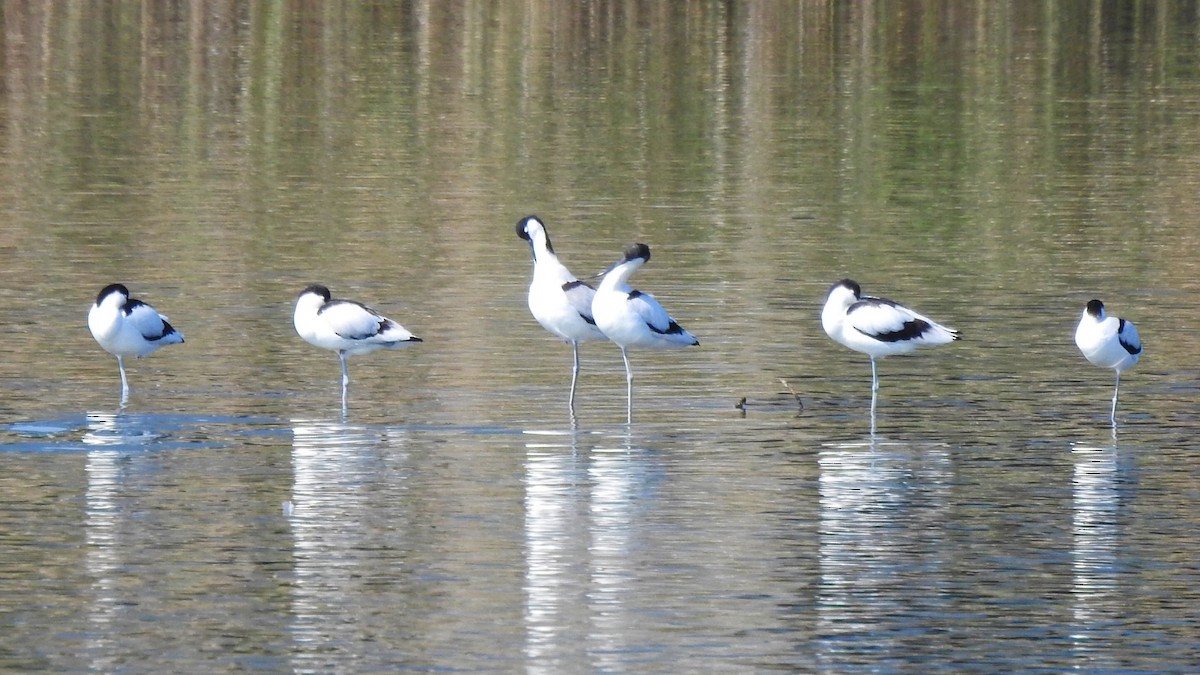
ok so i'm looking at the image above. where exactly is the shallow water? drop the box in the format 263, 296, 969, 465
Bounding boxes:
4, 2, 1200, 672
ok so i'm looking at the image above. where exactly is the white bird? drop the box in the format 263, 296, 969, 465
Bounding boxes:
821, 279, 959, 430
1075, 299, 1141, 425
293, 285, 422, 403
592, 243, 698, 422
87, 283, 185, 400
516, 215, 608, 413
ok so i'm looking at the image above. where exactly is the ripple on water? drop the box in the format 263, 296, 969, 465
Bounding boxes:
3, 412, 282, 453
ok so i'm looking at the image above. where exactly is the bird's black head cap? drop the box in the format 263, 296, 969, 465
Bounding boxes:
832, 278, 861, 299
622, 242, 651, 263
96, 283, 130, 305
302, 284, 332, 302
515, 215, 553, 253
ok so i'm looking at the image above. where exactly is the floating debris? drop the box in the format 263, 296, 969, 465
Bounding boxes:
778, 378, 804, 412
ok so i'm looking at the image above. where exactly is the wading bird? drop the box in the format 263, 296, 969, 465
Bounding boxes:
88, 283, 185, 402
1074, 299, 1141, 425
821, 278, 959, 432
293, 284, 421, 409
592, 243, 698, 422
516, 215, 608, 414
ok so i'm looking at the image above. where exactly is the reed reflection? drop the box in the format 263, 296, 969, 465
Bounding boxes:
815, 442, 951, 666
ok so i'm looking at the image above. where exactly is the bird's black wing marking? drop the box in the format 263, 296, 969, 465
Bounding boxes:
627, 290, 689, 336
1118, 319, 1142, 355
866, 319, 932, 342
849, 297, 933, 342
124, 299, 178, 341
153, 318, 179, 341
650, 319, 689, 336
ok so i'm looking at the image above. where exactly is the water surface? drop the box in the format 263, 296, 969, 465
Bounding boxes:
3, 2, 1200, 672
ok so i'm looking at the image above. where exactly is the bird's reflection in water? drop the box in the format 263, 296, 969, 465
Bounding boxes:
286, 417, 406, 670
522, 428, 590, 674
83, 409, 161, 672
521, 424, 661, 673
1070, 442, 1125, 669
586, 429, 656, 672
84, 441, 125, 672
83, 410, 160, 448
815, 440, 951, 666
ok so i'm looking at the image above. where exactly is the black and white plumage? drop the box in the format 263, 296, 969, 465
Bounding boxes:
516, 215, 608, 412
1075, 299, 1141, 424
592, 243, 699, 421
821, 279, 959, 429
293, 285, 422, 396
87, 283, 185, 399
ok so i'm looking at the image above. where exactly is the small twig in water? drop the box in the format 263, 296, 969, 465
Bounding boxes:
778, 378, 804, 412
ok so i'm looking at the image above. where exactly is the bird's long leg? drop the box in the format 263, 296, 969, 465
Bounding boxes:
339, 352, 351, 417
117, 356, 130, 403
622, 347, 633, 425
869, 357, 878, 437
568, 341, 581, 413
1110, 370, 1121, 427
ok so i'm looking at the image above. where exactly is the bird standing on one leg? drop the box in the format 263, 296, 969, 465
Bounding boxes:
293, 284, 422, 410
1074, 299, 1141, 426
592, 243, 698, 423
88, 283, 185, 403
515, 215, 608, 415
820, 279, 959, 433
